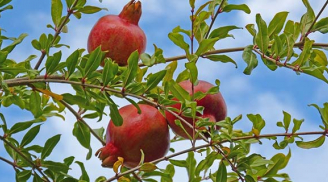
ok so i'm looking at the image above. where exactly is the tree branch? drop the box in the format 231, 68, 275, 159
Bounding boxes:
34, 0, 79, 70
60, 100, 106, 146
205, 0, 226, 39
106, 130, 326, 181
0, 136, 50, 182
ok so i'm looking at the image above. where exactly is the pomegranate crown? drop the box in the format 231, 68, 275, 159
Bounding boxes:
119, 0, 142, 25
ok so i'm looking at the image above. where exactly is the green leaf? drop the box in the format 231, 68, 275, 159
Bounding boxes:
189, 0, 195, 9
20, 125, 41, 147
51, 0, 63, 27
255, 13, 269, 54
2, 33, 28, 53
312, 17, 328, 33
292, 118, 304, 133
30, 91, 42, 118
185, 61, 198, 85
268, 12, 289, 37
168, 80, 191, 102
84, 46, 105, 78
312, 49, 328, 66
123, 50, 139, 87
282, 111, 291, 132
169, 159, 187, 167
125, 97, 141, 114
163, 61, 177, 86
41, 134, 61, 159
300, 0, 315, 37
206, 55, 237, 68
72, 121, 91, 149
42, 160, 69, 173
0, 51, 8, 65
296, 135, 325, 149
16, 170, 32, 181
145, 70, 167, 92
247, 114, 265, 135
195, 38, 219, 56
209, 25, 242, 40
103, 92, 123, 126
66, 50, 80, 78
46, 51, 62, 75
309, 103, 328, 128
242, 45, 258, 75
245, 24, 256, 37
216, 162, 227, 182
222, 4, 251, 14
291, 37, 313, 66
102, 60, 118, 87
9, 121, 34, 134
302, 66, 328, 83
76, 161, 90, 181
95, 176, 107, 182
168, 32, 190, 55
140, 163, 158, 172
79, 6, 107, 14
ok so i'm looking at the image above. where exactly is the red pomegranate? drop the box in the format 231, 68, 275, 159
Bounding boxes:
165, 80, 227, 139
96, 104, 170, 168
87, 0, 146, 66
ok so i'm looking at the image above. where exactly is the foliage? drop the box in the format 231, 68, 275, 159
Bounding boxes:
1, 0, 328, 181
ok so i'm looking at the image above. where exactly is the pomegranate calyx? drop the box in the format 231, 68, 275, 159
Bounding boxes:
119, 0, 142, 25
96, 142, 119, 167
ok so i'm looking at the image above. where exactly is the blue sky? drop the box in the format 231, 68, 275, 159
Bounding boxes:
1, 0, 328, 181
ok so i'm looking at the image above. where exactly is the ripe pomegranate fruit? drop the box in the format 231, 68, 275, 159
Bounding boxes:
165, 80, 227, 139
87, 0, 146, 66
96, 104, 170, 168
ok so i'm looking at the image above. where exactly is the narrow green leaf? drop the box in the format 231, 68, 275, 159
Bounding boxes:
216, 162, 227, 182
102, 60, 118, 87
268, 12, 289, 37
2, 33, 28, 53
123, 50, 139, 87
163, 61, 177, 86
41, 134, 61, 159
79, 6, 107, 14
169, 159, 187, 167
282, 111, 291, 132
292, 118, 304, 133
312, 17, 328, 33
125, 97, 141, 114
72, 122, 91, 149
206, 55, 237, 68
20, 125, 41, 147
245, 24, 256, 37
9, 121, 34, 134
42, 160, 69, 173
168, 32, 190, 55
302, 66, 328, 83
140, 163, 158, 172
51, 0, 63, 27
222, 4, 251, 14
146, 70, 167, 92
300, 0, 315, 37
242, 45, 258, 75
84, 46, 105, 78
46, 51, 62, 75
76, 161, 90, 181
185, 61, 198, 85
16, 170, 32, 181
29, 91, 42, 118
309, 103, 328, 128
195, 38, 219, 56
292, 37, 313, 66
168, 80, 191, 102
66, 49, 80, 78
209, 25, 242, 40
313, 49, 328, 66
296, 135, 325, 149
103, 92, 123, 126
255, 14, 269, 54
0, 51, 8, 65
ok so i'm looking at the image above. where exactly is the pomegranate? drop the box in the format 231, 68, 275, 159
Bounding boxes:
87, 0, 147, 66
165, 80, 227, 139
96, 104, 170, 168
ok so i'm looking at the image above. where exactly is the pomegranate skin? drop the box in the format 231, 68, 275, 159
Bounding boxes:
87, 1, 146, 66
96, 104, 170, 168
165, 80, 227, 139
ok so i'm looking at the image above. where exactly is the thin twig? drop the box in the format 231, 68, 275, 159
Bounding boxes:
204, 0, 226, 39
0, 136, 50, 182
106, 131, 326, 181
0, 156, 24, 170
34, 0, 79, 70
302, 0, 328, 41
60, 100, 106, 146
